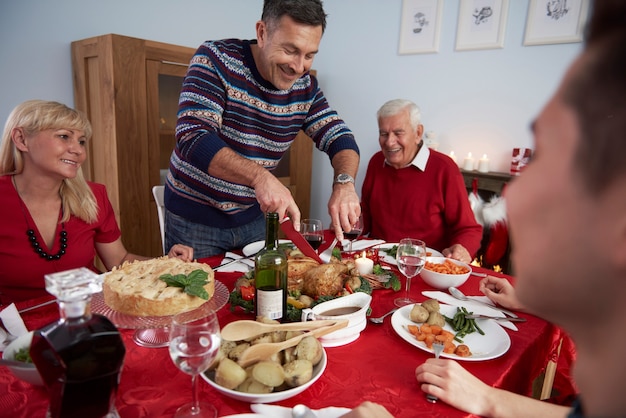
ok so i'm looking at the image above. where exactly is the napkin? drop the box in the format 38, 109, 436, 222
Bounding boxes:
0, 304, 29, 348
341, 239, 385, 252
217, 252, 255, 272
251, 404, 351, 418
421, 291, 518, 331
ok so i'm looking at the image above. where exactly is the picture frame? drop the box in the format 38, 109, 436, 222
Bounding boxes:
455, 0, 509, 51
398, 0, 444, 55
523, 0, 590, 46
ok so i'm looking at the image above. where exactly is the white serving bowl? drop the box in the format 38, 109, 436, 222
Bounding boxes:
301, 292, 372, 347
420, 257, 471, 290
2, 331, 44, 386
202, 349, 326, 403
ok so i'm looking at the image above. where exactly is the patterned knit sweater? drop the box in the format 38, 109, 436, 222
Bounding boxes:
165, 39, 359, 228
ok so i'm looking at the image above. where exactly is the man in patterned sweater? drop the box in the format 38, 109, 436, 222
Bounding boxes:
164, 0, 361, 257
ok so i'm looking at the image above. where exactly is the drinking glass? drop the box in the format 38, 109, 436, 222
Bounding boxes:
300, 219, 324, 252
169, 304, 221, 418
394, 238, 427, 307
344, 214, 363, 253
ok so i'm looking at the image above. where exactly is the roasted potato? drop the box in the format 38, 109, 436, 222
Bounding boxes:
421, 298, 441, 313
410, 304, 429, 323
283, 359, 313, 387
215, 358, 247, 390
426, 311, 446, 327
293, 336, 323, 365
251, 361, 285, 387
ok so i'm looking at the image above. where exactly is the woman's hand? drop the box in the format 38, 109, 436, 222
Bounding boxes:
479, 275, 526, 311
415, 359, 493, 416
168, 244, 194, 262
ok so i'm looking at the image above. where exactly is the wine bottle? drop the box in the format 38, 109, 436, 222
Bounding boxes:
254, 212, 288, 322
30, 268, 126, 418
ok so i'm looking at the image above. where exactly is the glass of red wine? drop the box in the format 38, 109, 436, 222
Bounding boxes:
344, 214, 363, 253
300, 219, 324, 252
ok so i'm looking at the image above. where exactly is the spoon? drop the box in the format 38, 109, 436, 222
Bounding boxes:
368, 308, 399, 324
221, 319, 339, 341
448, 287, 519, 318
237, 319, 348, 367
292, 404, 318, 418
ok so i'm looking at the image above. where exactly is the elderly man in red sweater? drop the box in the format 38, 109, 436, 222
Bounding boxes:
361, 99, 482, 263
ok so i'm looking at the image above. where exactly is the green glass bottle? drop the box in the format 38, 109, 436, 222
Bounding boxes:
254, 212, 288, 322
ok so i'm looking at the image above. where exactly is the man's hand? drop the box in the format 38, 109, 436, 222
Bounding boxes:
328, 183, 361, 241
252, 171, 301, 229
442, 244, 472, 264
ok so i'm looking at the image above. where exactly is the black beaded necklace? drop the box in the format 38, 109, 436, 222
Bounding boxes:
13, 177, 68, 261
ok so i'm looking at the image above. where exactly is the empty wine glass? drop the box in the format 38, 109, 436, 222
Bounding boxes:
394, 238, 427, 307
300, 219, 324, 252
344, 214, 363, 253
169, 304, 221, 418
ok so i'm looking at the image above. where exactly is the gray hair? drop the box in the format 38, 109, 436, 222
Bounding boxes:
376, 99, 422, 130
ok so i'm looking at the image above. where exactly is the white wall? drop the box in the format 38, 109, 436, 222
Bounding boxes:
0, 0, 583, 227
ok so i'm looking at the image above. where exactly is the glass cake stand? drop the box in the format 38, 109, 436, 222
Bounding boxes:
91, 280, 229, 348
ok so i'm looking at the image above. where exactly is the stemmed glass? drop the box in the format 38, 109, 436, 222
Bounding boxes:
169, 304, 221, 418
344, 214, 364, 253
394, 238, 427, 307
300, 219, 324, 252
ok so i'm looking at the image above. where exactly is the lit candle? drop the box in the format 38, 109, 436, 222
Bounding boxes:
355, 252, 374, 275
462, 152, 475, 171
478, 154, 489, 173
449, 151, 458, 164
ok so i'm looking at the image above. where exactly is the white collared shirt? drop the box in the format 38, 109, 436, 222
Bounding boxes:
383, 142, 430, 171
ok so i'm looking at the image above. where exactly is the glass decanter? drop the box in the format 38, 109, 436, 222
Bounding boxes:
30, 268, 126, 418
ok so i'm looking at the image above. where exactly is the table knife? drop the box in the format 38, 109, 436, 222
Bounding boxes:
464, 314, 526, 322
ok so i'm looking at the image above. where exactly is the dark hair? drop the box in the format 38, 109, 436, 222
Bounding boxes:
564, 1, 626, 194
262, 0, 327, 33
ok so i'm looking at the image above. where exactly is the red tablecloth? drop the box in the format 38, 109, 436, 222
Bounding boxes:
1, 241, 565, 418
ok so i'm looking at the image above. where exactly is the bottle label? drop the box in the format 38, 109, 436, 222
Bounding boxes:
256, 288, 284, 320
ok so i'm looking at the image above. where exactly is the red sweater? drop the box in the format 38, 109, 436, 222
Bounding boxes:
0, 176, 121, 304
361, 150, 482, 256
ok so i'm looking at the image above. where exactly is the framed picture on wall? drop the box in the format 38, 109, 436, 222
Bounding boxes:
455, 0, 509, 51
398, 0, 443, 54
523, 0, 590, 46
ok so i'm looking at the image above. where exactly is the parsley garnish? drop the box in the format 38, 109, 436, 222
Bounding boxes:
159, 269, 210, 300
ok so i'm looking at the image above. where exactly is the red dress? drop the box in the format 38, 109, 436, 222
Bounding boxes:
0, 176, 121, 304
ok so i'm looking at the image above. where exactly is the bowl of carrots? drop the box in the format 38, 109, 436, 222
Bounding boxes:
420, 257, 471, 290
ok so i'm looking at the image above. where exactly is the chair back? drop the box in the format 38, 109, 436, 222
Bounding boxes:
152, 185, 165, 254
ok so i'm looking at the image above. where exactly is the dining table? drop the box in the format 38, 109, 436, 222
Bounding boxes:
0, 234, 567, 418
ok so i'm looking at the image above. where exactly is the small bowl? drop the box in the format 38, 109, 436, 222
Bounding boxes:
202, 349, 326, 403
301, 292, 372, 347
420, 257, 471, 290
2, 331, 44, 386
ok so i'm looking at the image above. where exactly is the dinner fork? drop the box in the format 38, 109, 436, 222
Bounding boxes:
426, 341, 445, 403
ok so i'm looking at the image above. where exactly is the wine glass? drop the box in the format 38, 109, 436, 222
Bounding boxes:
344, 214, 364, 253
169, 304, 221, 418
394, 238, 427, 307
300, 219, 324, 252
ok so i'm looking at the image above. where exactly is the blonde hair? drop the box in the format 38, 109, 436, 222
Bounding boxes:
0, 100, 99, 223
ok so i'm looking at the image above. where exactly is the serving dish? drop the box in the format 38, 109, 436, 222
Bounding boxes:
420, 257, 471, 290
2, 331, 44, 386
390, 304, 510, 361
377, 243, 443, 265
202, 349, 327, 403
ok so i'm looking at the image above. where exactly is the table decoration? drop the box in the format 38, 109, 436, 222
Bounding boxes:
462, 152, 475, 171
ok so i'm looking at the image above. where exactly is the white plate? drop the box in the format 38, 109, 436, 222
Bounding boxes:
377, 243, 443, 265
202, 349, 326, 403
242, 240, 292, 257
390, 304, 510, 361
221, 415, 268, 418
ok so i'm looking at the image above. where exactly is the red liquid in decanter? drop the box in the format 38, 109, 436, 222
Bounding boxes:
29, 268, 125, 418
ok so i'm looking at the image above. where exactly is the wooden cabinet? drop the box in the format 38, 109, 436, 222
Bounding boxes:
72, 34, 312, 257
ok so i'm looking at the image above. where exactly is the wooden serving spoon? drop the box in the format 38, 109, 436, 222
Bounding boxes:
220, 319, 339, 342
237, 319, 349, 367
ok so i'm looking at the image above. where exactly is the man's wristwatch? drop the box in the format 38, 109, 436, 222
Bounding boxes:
334, 173, 355, 185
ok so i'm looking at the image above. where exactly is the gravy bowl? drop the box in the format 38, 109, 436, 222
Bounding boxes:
301, 292, 371, 347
